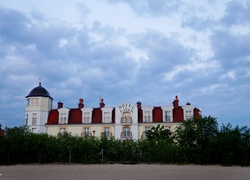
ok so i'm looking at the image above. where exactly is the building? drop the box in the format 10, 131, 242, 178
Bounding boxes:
25, 83, 53, 133
25, 83, 201, 140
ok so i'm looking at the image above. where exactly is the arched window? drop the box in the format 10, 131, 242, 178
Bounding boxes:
121, 112, 132, 124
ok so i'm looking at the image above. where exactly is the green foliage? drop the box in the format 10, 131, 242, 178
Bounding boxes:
173, 116, 219, 164
1, 120, 250, 166
146, 124, 172, 142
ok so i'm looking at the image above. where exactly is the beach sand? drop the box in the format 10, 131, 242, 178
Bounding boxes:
0, 164, 250, 180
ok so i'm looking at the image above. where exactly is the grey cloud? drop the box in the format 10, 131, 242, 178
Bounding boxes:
222, 1, 250, 26
181, 16, 216, 31
210, 31, 250, 63
0, 7, 30, 43
105, 0, 184, 16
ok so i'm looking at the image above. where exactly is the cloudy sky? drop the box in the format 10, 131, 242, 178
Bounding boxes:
1, 0, 250, 128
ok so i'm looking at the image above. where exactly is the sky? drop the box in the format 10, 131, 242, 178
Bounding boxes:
0, 0, 250, 128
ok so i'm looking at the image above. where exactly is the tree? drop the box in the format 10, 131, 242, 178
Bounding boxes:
146, 124, 172, 142
173, 116, 218, 163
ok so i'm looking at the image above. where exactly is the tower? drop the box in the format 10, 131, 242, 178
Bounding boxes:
25, 82, 53, 133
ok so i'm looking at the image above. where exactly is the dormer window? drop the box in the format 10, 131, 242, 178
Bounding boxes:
83, 112, 91, 123
141, 107, 153, 123
81, 108, 93, 124
101, 107, 113, 123
60, 113, 67, 124
144, 111, 151, 122
164, 111, 171, 122
185, 110, 192, 120
161, 106, 173, 122
103, 112, 111, 123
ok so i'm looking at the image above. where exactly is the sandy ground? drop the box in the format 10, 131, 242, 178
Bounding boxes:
0, 164, 250, 180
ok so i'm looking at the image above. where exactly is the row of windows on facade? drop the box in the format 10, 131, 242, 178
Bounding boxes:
58, 110, 193, 124
58, 126, 171, 140
26, 110, 193, 126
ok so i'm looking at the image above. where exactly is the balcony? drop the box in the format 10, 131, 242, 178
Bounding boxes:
141, 131, 148, 139
121, 132, 132, 140
57, 131, 67, 138
81, 132, 92, 138
121, 117, 132, 124
101, 132, 112, 139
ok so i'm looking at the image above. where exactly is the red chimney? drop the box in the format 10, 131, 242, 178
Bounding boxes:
137, 101, 141, 108
58, 102, 63, 109
173, 95, 179, 108
100, 98, 105, 108
78, 98, 84, 109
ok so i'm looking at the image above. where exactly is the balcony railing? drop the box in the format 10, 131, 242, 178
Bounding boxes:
81, 132, 92, 138
57, 131, 67, 138
121, 117, 132, 124
101, 132, 112, 139
141, 131, 148, 139
121, 132, 132, 139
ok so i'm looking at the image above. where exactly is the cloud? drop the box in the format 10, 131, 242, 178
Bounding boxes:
1, 1, 250, 128
222, 1, 250, 26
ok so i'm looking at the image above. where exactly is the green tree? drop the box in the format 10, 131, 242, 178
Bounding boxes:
174, 116, 218, 164
146, 124, 172, 142
210, 124, 250, 166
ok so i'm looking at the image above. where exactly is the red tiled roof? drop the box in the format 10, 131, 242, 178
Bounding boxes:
153, 107, 163, 123
92, 108, 102, 123
68, 108, 82, 124
47, 109, 59, 124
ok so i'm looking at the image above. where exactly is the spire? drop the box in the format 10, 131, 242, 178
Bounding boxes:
39, 78, 41, 86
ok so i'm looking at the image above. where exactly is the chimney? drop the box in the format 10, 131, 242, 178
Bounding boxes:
58, 102, 63, 109
137, 101, 141, 108
100, 98, 105, 108
78, 98, 84, 109
173, 95, 179, 108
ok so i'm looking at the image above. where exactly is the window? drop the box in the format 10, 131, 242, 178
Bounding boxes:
103, 112, 111, 123
104, 127, 110, 138
164, 111, 171, 122
185, 110, 192, 120
60, 113, 67, 124
83, 112, 90, 123
60, 128, 66, 135
25, 114, 28, 125
29, 98, 39, 106
84, 127, 90, 138
32, 113, 37, 125
145, 126, 151, 132
121, 112, 132, 124
121, 127, 132, 139
144, 111, 151, 122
